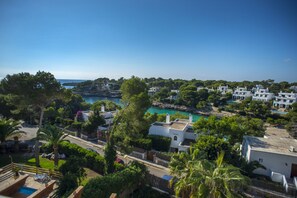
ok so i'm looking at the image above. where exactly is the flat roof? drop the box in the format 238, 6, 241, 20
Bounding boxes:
152, 120, 190, 131
244, 135, 297, 156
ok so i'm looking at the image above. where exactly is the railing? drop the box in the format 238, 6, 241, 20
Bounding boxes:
0, 163, 62, 179
282, 175, 288, 192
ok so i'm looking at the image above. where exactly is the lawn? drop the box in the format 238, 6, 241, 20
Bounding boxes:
81, 167, 101, 186
0, 153, 65, 170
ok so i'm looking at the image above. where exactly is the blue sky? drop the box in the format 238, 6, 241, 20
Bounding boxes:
0, 0, 296, 82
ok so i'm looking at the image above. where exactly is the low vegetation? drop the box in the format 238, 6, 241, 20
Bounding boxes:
82, 161, 147, 198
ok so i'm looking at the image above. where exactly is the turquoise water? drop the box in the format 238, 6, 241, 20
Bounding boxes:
18, 186, 37, 195
271, 110, 288, 115
83, 96, 122, 105
83, 96, 203, 122
147, 107, 202, 122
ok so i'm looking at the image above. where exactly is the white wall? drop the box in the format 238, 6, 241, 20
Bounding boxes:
169, 129, 184, 148
148, 125, 170, 137
184, 132, 197, 140
249, 150, 297, 178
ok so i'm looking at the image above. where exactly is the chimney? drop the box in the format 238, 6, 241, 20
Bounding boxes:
166, 113, 170, 124
101, 105, 105, 112
189, 114, 193, 123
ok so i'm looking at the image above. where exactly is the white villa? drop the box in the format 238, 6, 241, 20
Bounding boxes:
232, 87, 253, 100
148, 87, 160, 96
252, 88, 275, 102
242, 135, 297, 179
273, 92, 297, 109
217, 85, 233, 95
81, 105, 115, 125
148, 114, 197, 152
169, 89, 179, 100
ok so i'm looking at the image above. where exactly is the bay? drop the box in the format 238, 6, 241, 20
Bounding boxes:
83, 96, 203, 122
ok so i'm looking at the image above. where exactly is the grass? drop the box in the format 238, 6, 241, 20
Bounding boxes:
27, 157, 66, 170
81, 167, 101, 186
0, 153, 65, 170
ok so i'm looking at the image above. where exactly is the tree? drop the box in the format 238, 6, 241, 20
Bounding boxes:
0, 118, 25, 143
179, 84, 198, 107
113, 77, 151, 152
193, 115, 265, 144
193, 135, 231, 161
104, 136, 117, 174
54, 173, 78, 198
286, 103, 297, 138
1, 71, 65, 166
91, 100, 121, 112
169, 151, 249, 198
59, 156, 86, 183
82, 111, 105, 136
37, 125, 68, 166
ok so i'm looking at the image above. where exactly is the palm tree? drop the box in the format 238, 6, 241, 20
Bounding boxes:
37, 125, 68, 166
0, 118, 25, 143
169, 151, 249, 198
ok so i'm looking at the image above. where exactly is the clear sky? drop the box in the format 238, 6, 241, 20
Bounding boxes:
0, 0, 296, 82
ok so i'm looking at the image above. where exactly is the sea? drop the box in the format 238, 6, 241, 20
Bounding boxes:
58, 79, 203, 121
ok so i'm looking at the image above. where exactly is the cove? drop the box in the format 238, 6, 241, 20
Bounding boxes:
83, 96, 204, 122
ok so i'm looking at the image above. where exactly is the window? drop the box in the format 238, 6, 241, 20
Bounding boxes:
174, 136, 177, 141
259, 158, 263, 163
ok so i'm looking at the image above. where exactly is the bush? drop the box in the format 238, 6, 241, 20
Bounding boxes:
148, 135, 171, 152
82, 162, 147, 198
130, 138, 152, 150
59, 142, 105, 174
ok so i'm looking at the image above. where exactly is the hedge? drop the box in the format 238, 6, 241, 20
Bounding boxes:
41, 142, 105, 174
82, 162, 147, 198
130, 138, 152, 150
148, 135, 171, 152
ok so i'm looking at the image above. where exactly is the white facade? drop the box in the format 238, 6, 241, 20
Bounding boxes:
232, 87, 253, 100
217, 85, 233, 95
273, 92, 297, 109
148, 114, 197, 152
148, 87, 160, 96
242, 136, 297, 178
252, 88, 275, 102
169, 90, 179, 100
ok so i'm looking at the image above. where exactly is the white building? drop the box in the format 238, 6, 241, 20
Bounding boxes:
217, 85, 233, 95
242, 136, 297, 178
273, 92, 297, 109
232, 87, 253, 100
148, 87, 160, 96
169, 90, 179, 100
148, 114, 197, 152
252, 88, 275, 102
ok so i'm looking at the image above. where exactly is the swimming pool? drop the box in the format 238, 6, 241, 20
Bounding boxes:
18, 186, 37, 195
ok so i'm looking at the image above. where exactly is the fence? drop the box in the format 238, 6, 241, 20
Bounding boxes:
146, 173, 174, 195
0, 163, 62, 179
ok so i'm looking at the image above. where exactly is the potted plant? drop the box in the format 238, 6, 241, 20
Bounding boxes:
12, 166, 20, 177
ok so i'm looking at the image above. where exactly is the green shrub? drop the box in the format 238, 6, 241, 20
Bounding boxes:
148, 135, 171, 152
130, 138, 152, 150
82, 162, 147, 198
59, 142, 105, 174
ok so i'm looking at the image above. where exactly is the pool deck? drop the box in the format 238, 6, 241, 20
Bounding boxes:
0, 172, 56, 198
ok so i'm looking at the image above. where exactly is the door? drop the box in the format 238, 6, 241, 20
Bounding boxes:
291, 164, 297, 178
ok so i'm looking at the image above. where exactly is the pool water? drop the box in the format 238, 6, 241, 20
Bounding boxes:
18, 186, 37, 195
